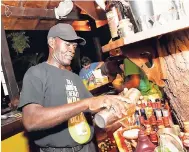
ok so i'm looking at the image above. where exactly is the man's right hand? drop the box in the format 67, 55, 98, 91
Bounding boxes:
86, 95, 131, 118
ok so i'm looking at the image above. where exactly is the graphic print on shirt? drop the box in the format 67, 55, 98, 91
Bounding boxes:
85, 71, 93, 80
80, 69, 93, 81
66, 79, 91, 144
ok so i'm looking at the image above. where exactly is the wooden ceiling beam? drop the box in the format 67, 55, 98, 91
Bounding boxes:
74, 1, 106, 20
1, 5, 81, 20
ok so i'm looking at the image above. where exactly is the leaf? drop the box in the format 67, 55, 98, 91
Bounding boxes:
7, 32, 30, 54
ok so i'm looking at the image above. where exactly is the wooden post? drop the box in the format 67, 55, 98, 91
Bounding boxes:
1, 22, 19, 101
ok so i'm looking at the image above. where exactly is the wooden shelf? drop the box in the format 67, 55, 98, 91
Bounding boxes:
102, 18, 189, 52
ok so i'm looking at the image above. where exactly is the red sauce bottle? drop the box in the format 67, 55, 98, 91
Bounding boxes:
135, 130, 156, 152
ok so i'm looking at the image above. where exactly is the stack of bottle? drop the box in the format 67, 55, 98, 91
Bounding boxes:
135, 98, 173, 145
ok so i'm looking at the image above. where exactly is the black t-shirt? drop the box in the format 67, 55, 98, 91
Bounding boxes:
19, 62, 94, 147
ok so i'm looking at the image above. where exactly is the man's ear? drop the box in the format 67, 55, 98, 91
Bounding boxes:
48, 37, 55, 49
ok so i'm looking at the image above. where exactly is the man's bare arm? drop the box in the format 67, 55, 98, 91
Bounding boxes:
113, 74, 140, 92
123, 74, 140, 89
95, 62, 104, 70
22, 95, 128, 132
22, 99, 89, 132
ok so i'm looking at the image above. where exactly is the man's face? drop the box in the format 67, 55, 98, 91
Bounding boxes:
52, 37, 77, 66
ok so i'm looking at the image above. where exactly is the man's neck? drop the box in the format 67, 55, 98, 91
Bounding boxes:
46, 60, 66, 70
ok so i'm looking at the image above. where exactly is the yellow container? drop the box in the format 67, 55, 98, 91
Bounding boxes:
82, 79, 88, 88
2, 132, 30, 152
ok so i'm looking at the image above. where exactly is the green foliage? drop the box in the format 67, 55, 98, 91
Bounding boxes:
27, 53, 44, 68
7, 32, 30, 54
13, 52, 44, 68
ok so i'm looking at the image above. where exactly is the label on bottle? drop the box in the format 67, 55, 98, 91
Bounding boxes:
106, 7, 119, 39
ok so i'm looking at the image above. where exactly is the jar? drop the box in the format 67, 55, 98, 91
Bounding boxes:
124, 88, 141, 104
94, 104, 136, 128
183, 133, 189, 150
117, 18, 134, 38
184, 121, 189, 133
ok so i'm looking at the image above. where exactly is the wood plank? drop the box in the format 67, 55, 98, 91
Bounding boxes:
102, 18, 189, 52
23, 1, 49, 8
1, 5, 80, 20
2, 17, 18, 30
2, 0, 21, 7
12, 19, 40, 30
72, 20, 91, 31
96, 20, 107, 28
156, 39, 168, 80
121, 40, 165, 87
74, 1, 106, 20
1, 22, 20, 100
47, 0, 61, 9
35, 20, 57, 30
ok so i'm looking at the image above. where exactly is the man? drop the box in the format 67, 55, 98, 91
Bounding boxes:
18, 23, 129, 152
114, 58, 162, 98
100, 59, 123, 82
79, 56, 104, 81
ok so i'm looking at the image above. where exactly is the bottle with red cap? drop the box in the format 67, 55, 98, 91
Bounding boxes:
144, 119, 152, 136
150, 115, 158, 132
162, 109, 171, 128
145, 101, 153, 119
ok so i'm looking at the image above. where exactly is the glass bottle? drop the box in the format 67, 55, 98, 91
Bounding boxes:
162, 109, 172, 127
116, 1, 134, 38
157, 119, 165, 129
145, 101, 153, 119
144, 119, 152, 136
135, 110, 140, 126
94, 104, 136, 128
140, 108, 147, 120
150, 115, 158, 132
105, 0, 120, 41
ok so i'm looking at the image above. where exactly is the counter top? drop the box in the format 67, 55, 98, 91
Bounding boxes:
1, 112, 24, 140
